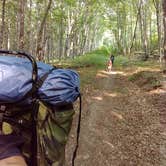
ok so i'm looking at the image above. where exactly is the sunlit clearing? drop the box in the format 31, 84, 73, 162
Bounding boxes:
101, 70, 129, 76
148, 88, 166, 94
104, 92, 118, 97
109, 71, 127, 76
136, 67, 161, 72
92, 96, 103, 101
111, 111, 124, 120
96, 72, 109, 78
101, 70, 111, 73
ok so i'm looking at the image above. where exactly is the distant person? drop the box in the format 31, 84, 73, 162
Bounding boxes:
110, 55, 115, 65
107, 54, 115, 72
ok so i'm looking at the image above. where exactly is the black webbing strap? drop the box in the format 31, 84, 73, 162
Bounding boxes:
20, 68, 55, 103
30, 101, 39, 166
30, 68, 55, 166
72, 94, 82, 166
36, 68, 55, 90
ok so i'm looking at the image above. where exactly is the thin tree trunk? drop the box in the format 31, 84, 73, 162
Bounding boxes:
0, 0, 6, 49
59, 4, 63, 60
36, 0, 52, 60
130, 2, 141, 53
27, 0, 32, 53
64, 7, 72, 58
18, 0, 25, 50
142, 2, 148, 60
149, 10, 152, 54
162, 0, 166, 70
138, 0, 148, 60
153, 0, 162, 58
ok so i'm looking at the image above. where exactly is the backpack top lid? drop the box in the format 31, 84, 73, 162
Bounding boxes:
0, 56, 33, 103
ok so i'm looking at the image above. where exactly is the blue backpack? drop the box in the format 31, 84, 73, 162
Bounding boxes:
0, 50, 81, 166
0, 54, 80, 105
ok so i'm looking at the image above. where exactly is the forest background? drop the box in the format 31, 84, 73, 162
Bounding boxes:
1, 1, 166, 165
0, 0, 166, 65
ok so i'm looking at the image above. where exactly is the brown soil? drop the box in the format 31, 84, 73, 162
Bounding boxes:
66, 67, 166, 166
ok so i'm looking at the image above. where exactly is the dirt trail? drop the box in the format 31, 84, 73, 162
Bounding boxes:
66, 68, 164, 166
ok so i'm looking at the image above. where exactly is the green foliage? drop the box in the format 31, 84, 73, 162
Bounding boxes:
99, 45, 110, 55
112, 55, 159, 68
108, 45, 121, 56
64, 0, 77, 6
113, 55, 130, 67
99, 45, 121, 56
54, 48, 109, 69
150, 36, 159, 51
71, 49, 108, 69
1, 0, 162, 61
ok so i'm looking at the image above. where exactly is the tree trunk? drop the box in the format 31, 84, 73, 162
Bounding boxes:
130, 2, 141, 54
27, 0, 32, 53
36, 0, 52, 60
18, 0, 25, 50
162, 0, 166, 70
153, 0, 162, 59
138, 0, 148, 60
59, 4, 64, 60
142, 1, 148, 60
0, 0, 6, 49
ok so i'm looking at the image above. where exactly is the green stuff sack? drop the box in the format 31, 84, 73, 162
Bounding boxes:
38, 103, 75, 166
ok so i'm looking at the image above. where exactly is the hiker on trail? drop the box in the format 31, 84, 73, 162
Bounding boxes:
107, 54, 115, 72
110, 54, 115, 65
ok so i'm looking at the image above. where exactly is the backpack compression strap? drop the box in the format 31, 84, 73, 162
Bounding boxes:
72, 94, 82, 166
36, 68, 55, 89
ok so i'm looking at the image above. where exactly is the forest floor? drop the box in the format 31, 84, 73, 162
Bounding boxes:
66, 64, 166, 166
